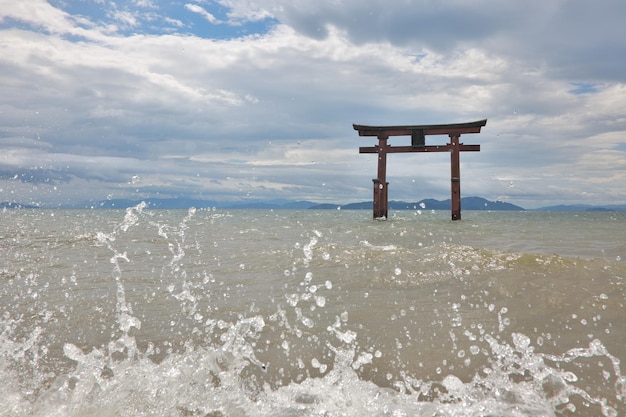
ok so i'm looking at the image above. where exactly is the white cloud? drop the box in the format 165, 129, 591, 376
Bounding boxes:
185, 3, 221, 24
216, 0, 275, 22
0, 0, 625, 208
164, 17, 186, 28
133, 0, 157, 7
110, 9, 139, 28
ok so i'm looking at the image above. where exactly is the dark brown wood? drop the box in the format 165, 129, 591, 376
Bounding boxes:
359, 144, 480, 154
356, 119, 486, 220
353, 119, 487, 137
450, 134, 461, 220
372, 179, 388, 219
372, 135, 389, 218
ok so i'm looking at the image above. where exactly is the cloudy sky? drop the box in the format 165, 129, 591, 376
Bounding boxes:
1, 0, 625, 208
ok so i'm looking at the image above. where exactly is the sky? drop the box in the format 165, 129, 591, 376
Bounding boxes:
1, 0, 625, 209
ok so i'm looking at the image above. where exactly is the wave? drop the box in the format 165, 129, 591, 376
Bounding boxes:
1, 204, 624, 416
2, 310, 623, 417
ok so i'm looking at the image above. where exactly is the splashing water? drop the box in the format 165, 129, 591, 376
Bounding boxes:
1, 206, 624, 416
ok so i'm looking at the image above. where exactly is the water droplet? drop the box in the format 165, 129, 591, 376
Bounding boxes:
315, 295, 326, 307
512, 333, 531, 350
286, 294, 299, 307
340, 311, 349, 322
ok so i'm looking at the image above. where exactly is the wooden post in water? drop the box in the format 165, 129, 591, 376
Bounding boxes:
355, 119, 486, 220
449, 133, 462, 220
373, 134, 389, 219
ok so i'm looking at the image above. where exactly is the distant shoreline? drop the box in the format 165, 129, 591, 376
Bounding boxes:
3, 197, 625, 212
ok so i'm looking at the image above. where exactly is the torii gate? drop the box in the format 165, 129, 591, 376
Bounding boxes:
355, 119, 487, 220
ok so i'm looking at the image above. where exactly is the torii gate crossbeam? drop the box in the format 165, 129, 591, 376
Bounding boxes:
355, 119, 487, 220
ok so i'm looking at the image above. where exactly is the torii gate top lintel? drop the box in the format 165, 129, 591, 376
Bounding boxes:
353, 119, 487, 137
355, 119, 487, 220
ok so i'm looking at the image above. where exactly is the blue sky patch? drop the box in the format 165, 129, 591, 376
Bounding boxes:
47, 0, 277, 39
569, 82, 599, 95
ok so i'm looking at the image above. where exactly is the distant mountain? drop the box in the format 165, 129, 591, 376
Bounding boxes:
310, 203, 341, 210
80, 198, 320, 210
4, 197, 525, 211
462, 197, 525, 211
535, 204, 593, 211
311, 197, 525, 211
535, 204, 626, 212
0, 201, 39, 209
10, 197, 624, 211
230, 200, 316, 210
85, 198, 220, 209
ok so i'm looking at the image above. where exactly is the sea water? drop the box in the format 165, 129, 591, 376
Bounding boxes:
1, 204, 625, 416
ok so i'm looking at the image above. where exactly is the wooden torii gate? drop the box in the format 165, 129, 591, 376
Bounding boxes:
355, 119, 487, 220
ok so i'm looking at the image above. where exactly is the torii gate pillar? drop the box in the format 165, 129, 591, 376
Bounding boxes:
372, 134, 389, 219
355, 119, 487, 220
450, 133, 462, 220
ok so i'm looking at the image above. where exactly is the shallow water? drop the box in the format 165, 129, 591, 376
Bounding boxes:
1, 205, 625, 416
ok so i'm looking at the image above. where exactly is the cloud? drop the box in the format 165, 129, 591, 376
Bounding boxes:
225, 0, 626, 82
185, 3, 221, 24
133, 0, 157, 7
216, 0, 275, 23
0, 1, 625, 208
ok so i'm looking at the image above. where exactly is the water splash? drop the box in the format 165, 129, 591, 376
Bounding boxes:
1, 207, 624, 416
